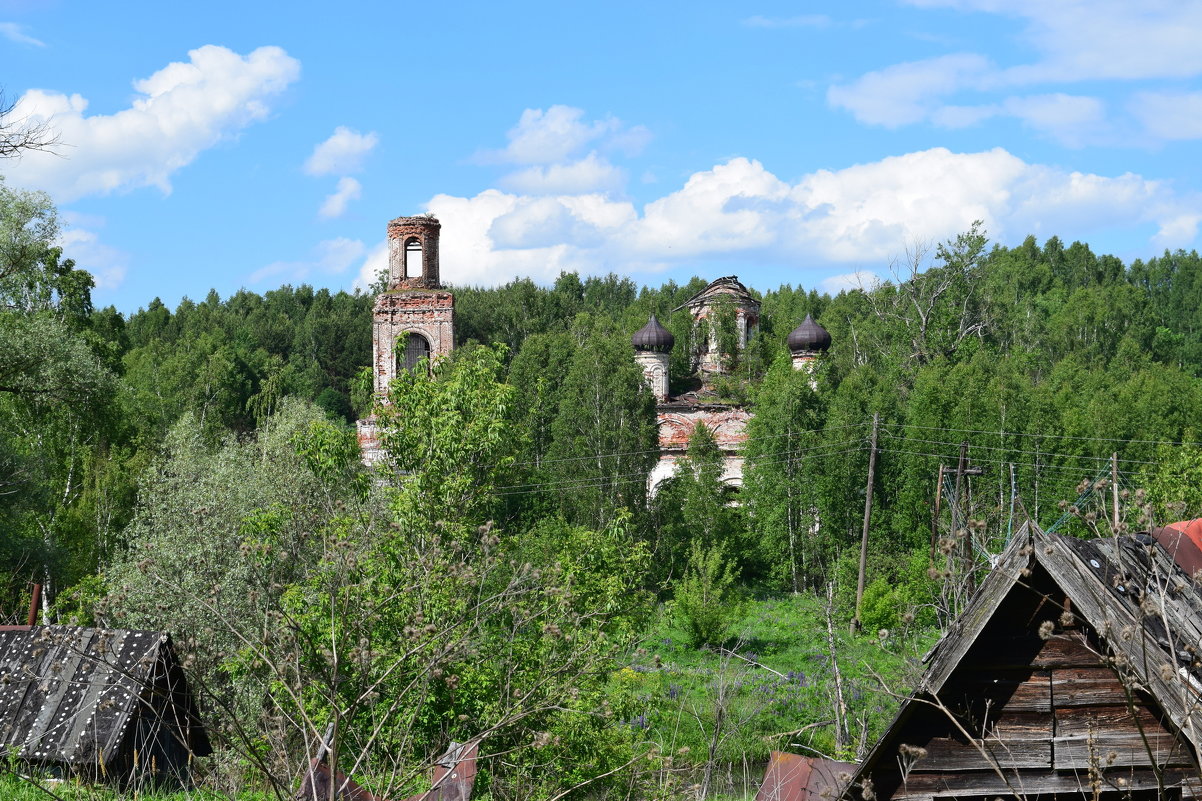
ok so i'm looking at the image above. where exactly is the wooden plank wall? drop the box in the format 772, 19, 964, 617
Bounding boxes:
874, 610, 1196, 799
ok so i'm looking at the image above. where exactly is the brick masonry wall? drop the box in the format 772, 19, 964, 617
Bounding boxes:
371, 291, 454, 397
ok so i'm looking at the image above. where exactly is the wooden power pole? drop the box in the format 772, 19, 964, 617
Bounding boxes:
1111, 452, 1120, 533
929, 463, 945, 564
853, 413, 880, 633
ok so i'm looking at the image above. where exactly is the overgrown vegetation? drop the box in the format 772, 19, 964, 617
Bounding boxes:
9, 176, 1202, 798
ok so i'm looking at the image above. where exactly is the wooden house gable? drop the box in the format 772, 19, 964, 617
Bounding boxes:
847, 526, 1202, 800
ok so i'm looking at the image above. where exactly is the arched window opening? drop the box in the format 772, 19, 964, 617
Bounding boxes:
398, 332, 431, 371
404, 237, 423, 278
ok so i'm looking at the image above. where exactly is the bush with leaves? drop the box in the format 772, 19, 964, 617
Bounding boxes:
673, 542, 741, 648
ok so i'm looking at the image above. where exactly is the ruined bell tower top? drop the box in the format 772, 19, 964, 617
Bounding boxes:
387, 215, 441, 290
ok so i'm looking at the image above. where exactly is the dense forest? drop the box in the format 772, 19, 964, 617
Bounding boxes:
8, 176, 1202, 798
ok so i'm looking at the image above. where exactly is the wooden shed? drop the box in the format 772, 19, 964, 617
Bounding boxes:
0, 625, 211, 786
843, 523, 1202, 800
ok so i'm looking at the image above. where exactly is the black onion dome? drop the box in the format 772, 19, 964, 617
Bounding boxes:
787, 314, 831, 353
632, 315, 675, 353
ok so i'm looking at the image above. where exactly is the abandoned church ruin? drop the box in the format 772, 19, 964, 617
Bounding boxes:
635, 278, 830, 491
357, 217, 833, 488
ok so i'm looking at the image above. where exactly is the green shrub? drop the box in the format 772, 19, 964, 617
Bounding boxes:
673, 542, 741, 647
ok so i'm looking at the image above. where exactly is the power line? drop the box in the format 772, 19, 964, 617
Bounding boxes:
879, 430, 1158, 466
501, 420, 868, 471
492, 439, 866, 493
893, 421, 1202, 449
491, 444, 866, 497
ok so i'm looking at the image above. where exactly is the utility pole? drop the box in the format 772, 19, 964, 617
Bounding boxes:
1111, 452, 1120, 533
952, 440, 968, 540
929, 463, 945, 564
1007, 462, 1017, 542
853, 413, 880, 633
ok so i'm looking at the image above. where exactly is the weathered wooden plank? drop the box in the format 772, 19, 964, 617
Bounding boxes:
1052, 730, 1193, 768
887, 766, 1193, 797
939, 670, 1051, 713
1049, 666, 1130, 707
907, 735, 1051, 771
1036, 534, 1202, 749
967, 629, 1105, 669
921, 534, 1033, 694
1055, 703, 1171, 736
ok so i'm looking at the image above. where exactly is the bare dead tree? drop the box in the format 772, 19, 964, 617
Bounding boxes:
0, 89, 59, 160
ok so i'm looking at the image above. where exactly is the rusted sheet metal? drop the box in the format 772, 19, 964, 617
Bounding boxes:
412, 740, 477, 801
755, 751, 854, 801
295, 740, 479, 801
1152, 519, 1202, 576
295, 760, 384, 801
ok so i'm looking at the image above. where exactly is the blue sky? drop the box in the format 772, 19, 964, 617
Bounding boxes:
3, 0, 1202, 312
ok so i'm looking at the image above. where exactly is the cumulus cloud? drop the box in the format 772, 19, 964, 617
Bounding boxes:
820, 271, 882, 294
480, 105, 650, 165
832, 2, 1202, 140
318, 177, 362, 219
57, 217, 128, 290
415, 147, 1201, 287
500, 152, 625, 195
0, 22, 44, 47
304, 126, 378, 176
250, 237, 366, 285
4, 45, 300, 201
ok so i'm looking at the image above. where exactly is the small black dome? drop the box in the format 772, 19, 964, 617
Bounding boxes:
632, 315, 675, 353
787, 314, 831, 353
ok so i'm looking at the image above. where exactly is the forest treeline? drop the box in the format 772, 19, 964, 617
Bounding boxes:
10, 178, 1202, 795
9, 203, 1202, 613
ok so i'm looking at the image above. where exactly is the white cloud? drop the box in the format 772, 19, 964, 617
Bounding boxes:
479, 105, 649, 165
57, 222, 128, 290
0, 22, 44, 47
1130, 91, 1202, 141
250, 237, 366, 285
4, 45, 300, 201
418, 147, 1201, 287
318, 176, 362, 219
1002, 93, 1107, 146
828, 54, 994, 127
353, 241, 389, 292
835, 2, 1202, 140
820, 271, 882, 294
304, 126, 378, 176
500, 152, 625, 194
316, 237, 365, 273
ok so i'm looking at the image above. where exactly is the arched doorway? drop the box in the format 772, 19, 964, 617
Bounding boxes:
399, 331, 431, 371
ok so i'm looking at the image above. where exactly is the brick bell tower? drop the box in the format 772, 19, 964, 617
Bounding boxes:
358, 214, 455, 465
372, 215, 455, 396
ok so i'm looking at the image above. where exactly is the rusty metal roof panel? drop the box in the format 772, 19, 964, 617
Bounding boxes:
756, 751, 855, 801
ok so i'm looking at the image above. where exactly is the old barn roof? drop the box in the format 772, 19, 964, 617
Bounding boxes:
0, 626, 210, 773
844, 522, 1202, 798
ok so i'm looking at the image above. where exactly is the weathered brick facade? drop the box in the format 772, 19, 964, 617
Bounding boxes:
358, 215, 455, 466
371, 291, 454, 394
676, 276, 761, 375
651, 404, 752, 492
